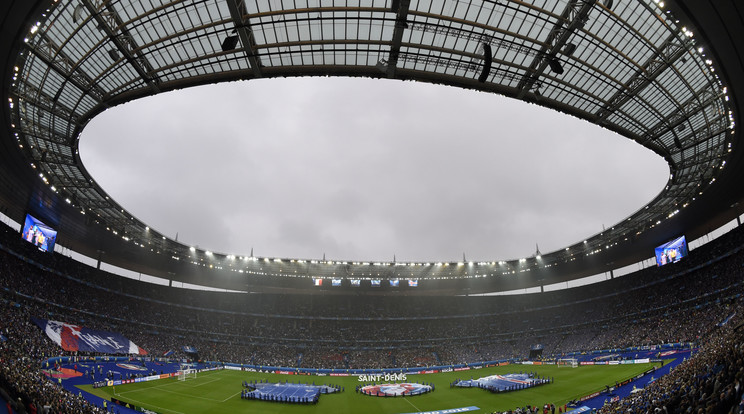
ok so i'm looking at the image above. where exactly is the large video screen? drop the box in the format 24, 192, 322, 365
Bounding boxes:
22, 214, 57, 252
655, 235, 688, 267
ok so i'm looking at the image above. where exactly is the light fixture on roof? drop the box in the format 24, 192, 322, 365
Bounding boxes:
673, 135, 682, 149
221, 35, 239, 52
107, 49, 119, 62
562, 43, 577, 56
548, 57, 564, 74
72, 4, 85, 23
375, 59, 388, 74
604, 0, 614, 10
478, 42, 492, 83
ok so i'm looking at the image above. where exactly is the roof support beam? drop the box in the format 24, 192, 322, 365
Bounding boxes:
516, 0, 597, 98
596, 33, 691, 122
641, 87, 723, 147
14, 78, 78, 125
18, 121, 72, 146
225, 0, 264, 78
82, 0, 161, 93
27, 33, 107, 102
384, 0, 411, 78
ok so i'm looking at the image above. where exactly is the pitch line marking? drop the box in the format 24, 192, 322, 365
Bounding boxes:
184, 377, 220, 388
113, 395, 185, 414
149, 386, 229, 402
403, 397, 421, 412
117, 383, 225, 402
220, 390, 243, 403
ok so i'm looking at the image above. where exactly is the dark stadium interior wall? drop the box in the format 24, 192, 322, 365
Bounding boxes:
0, 1, 49, 230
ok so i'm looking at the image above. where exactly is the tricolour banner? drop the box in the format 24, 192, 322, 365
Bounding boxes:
32, 317, 147, 355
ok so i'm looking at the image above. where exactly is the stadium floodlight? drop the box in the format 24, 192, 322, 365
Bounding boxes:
563, 43, 577, 56
375, 60, 388, 73
221, 35, 239, 52
548, 57, 564, 74
72, 4, 85, 23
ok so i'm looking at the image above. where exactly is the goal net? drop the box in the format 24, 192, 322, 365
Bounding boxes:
177, 368, 197, 381
557, 358, 579, 368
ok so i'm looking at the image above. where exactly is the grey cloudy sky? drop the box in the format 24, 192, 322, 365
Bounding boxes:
79, 77, 668, 263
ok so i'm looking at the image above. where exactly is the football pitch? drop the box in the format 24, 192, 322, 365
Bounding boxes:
80, 363, 658, 414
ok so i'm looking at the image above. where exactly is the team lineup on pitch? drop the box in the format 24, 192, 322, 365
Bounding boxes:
69, 356, 675, 414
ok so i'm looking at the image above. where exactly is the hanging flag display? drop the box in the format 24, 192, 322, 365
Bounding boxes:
32, 317, 147, 355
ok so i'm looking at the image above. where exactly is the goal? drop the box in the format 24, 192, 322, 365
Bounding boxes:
557, 358, 579, 368
178, 368, 197, 381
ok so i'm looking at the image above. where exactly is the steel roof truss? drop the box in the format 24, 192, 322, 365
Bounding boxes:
82, 0, 161, 94
225, 0, 263, 78
384, 0, 411, 78
516, 0, 597, 98
28, 33, 107, 102
596, 33, 691, 124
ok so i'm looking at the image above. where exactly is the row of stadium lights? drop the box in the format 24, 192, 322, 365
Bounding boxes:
6, 0, 737, 278
174, 248, 552, 278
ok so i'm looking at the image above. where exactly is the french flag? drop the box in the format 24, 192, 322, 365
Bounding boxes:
32, 317, 147, 355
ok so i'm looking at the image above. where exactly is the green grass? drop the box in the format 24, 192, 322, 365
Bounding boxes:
79, 363, 656, 414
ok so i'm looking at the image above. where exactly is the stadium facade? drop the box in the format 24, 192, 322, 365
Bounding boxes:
1, 0, 742, 294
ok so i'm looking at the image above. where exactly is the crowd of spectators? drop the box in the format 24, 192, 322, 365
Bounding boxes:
1, 222, 744, 412
596, 321, 744, 414
2, 222, 744, 367
0, 302, 108, 413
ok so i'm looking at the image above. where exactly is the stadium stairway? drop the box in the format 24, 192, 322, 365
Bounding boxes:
433, 351, 442, 365
0, 395, 8, 414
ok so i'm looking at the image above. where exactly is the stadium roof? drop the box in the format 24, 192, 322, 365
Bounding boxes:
0, 0, 742, 294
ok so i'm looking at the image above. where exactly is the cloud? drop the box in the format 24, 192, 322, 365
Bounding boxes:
79, 77, 668, 262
